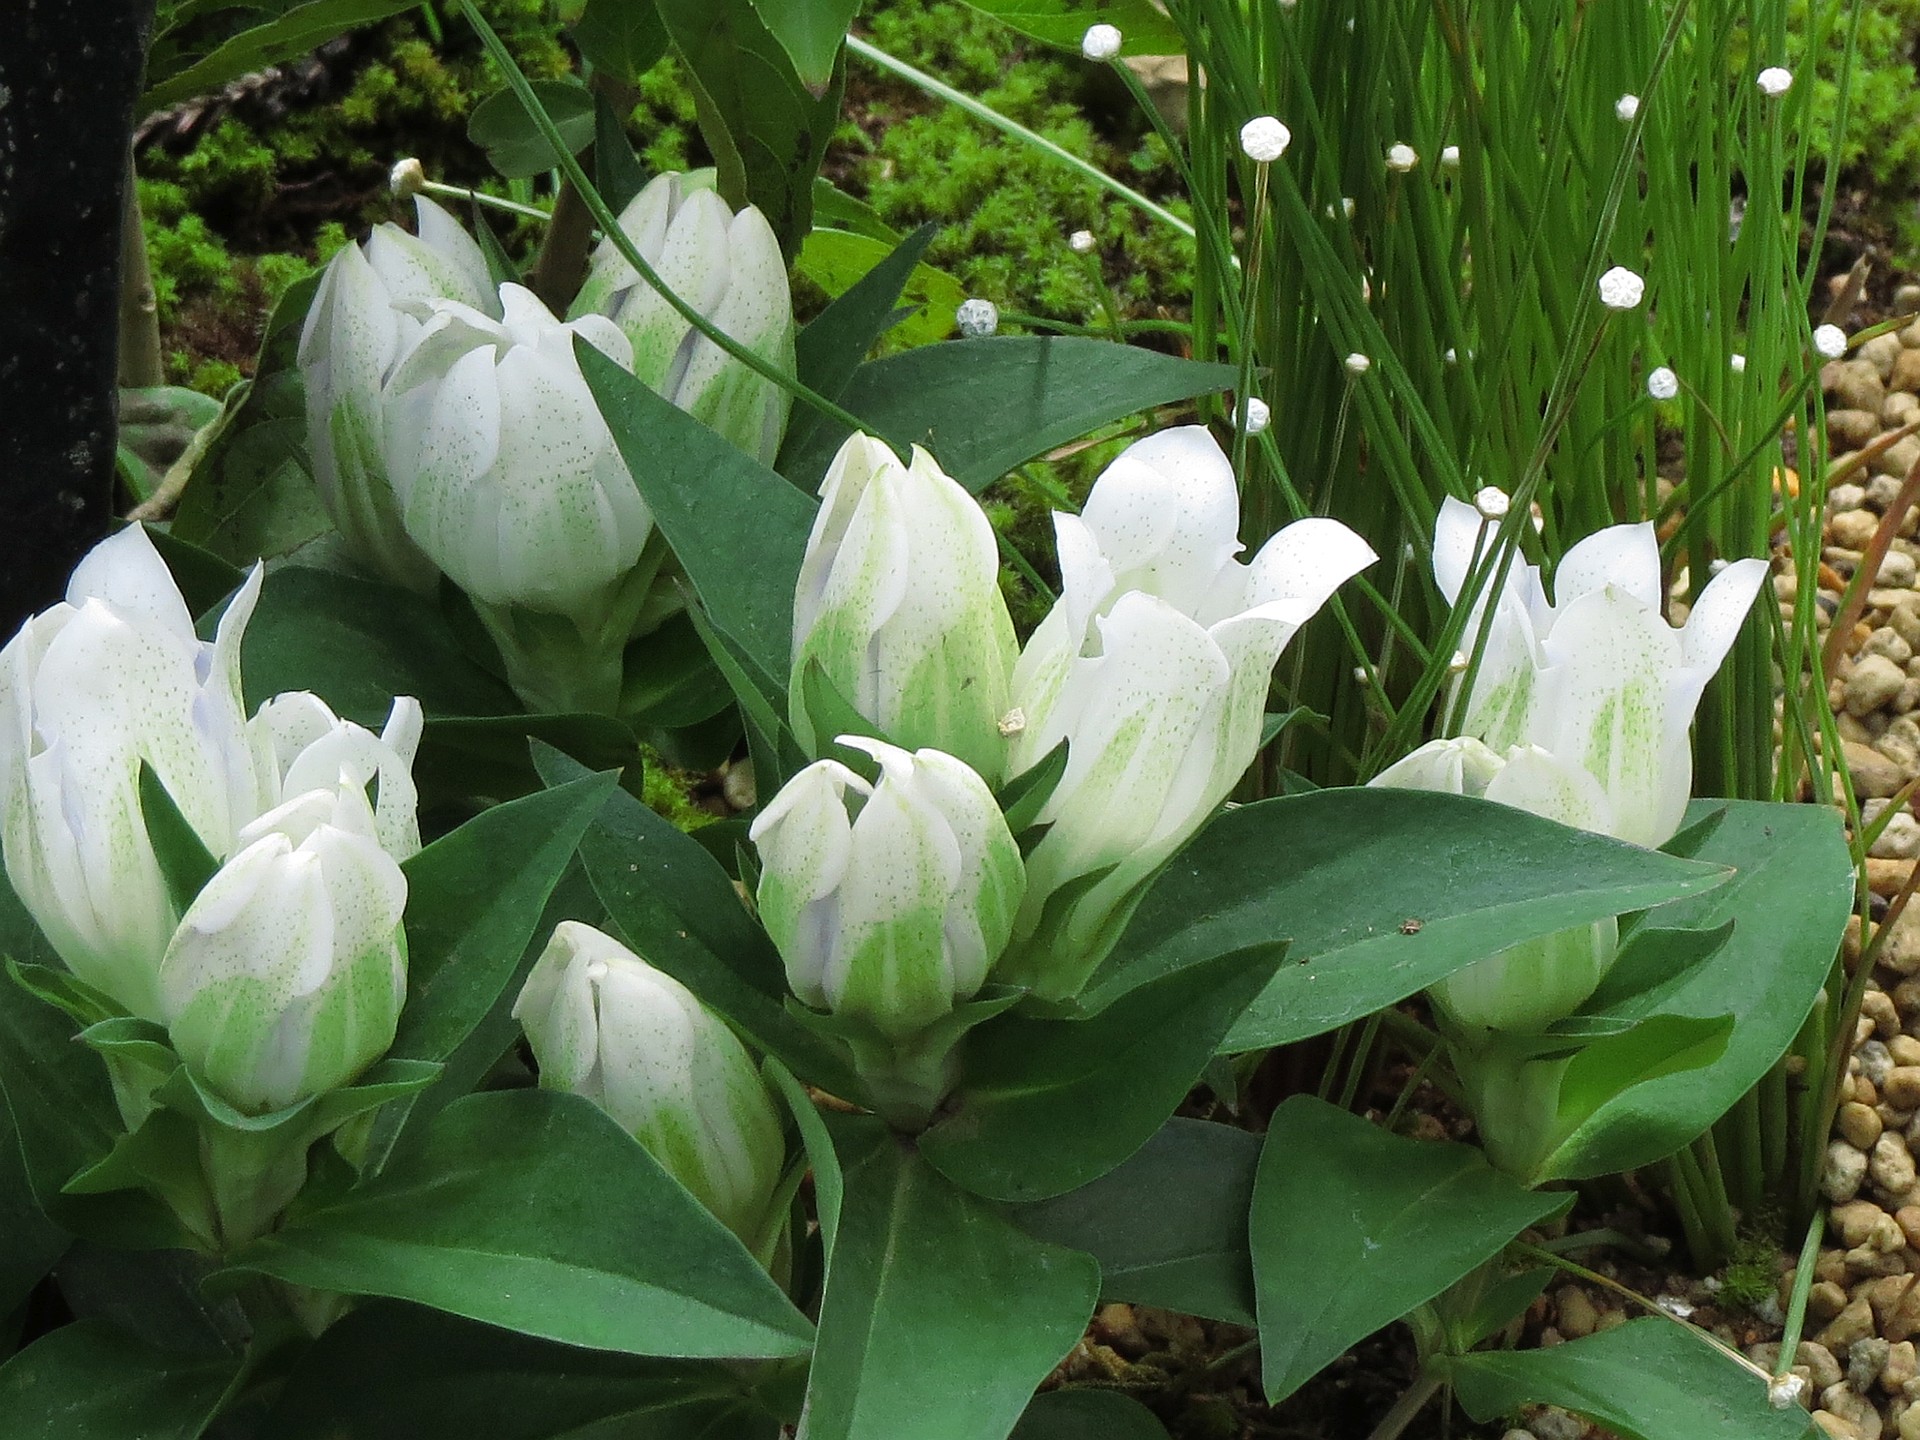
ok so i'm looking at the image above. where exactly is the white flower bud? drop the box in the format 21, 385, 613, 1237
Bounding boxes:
1597, 265, 1645, 310
1814, 323, 1847, 359
790, 434, 1018, 783
1647, 365, 1678, 400
1386, 142, 1419, 172
1756, 66, 1793, 97
389, 157, 426, 198
1240, 116, 1293, 163
956, 298, 1000, 338
1081, 23, 1122, 60
751, 739, 1025, 1038
1440, 144, 1461, 169
1242, 396, 1272, 435
1345, 351, 1371, 374
514, 921, 786, 1248
1068, 229, 1096, 254
1615, 94, 1640, 121
1473, 485, 1510, 520
1730, 352, 1747, 374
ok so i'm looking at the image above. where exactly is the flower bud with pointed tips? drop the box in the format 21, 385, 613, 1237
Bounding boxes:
790, 435, 1018, 782
751, 738, 1024, 1039
572, 171, 795, 466
514, 921, 786, 1248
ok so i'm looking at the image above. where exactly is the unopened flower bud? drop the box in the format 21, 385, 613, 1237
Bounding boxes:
1081, 23, 1122, 60
1240, 116, 1293, 163
1615, 94, 1640, 121
389, 157, 426, 198
1597, 266, 1645, 310
1386, 143, 1419, 172
956, 298, 999, 338
1814, 323, 1847, 359
1647, 365, 1678, 400
1756, 66, 1793, 97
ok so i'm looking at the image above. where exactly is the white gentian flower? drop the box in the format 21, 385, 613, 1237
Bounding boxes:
1420, 494, 1768, 848
570, 171, 794, 467
789, 434, 1018, 783
956, 298, 1000, 338
1240, 116, 1293, 163
1615, 94, 1640, 121
1386, 143, 1419, 172
1756, 66, 1793, 97
1081, 23, 1122, 59
1597, 266, 1645, 310
1000, 428, 1375, 998
1813, 324, 1848, 359
1647, 366, 1679, 400
298, 197, 498, 589
514, 921, 787, 1251
380, 284, 649, 710
751, 738, 1024, 1040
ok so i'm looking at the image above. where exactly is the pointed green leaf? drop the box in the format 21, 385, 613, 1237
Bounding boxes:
0, 1321, 239, 1440
226, 1090, 816, 1359
136, 763, 219, 916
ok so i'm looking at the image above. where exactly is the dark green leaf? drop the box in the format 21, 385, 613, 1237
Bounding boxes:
1526, 800, 1853, 1181
1013, 1118, 1259, 1325
136, 764, 220, 916
469, 79, 597, 179
232, 566, 519, 726
143, 527, 245, 619
1011, 1390, 1172, 1440
1251, 1097, 1567, 1404
263, 1300, 777, 1439
751, 0, 858, 93
593, 87, 652, 215
766, 1060, 842, 1255
656, 0, 842, 255
620, 612, 737, 731
778, 337, 1240, 493
920, 945, 1285, 1202
580, 342, 816, 684
996, 737, 1069, 836
227, 1090, 815, 1359
534, 746, 862, 1097
790, 226, 962, 364
0, 1110, 66, 1319
802, 1115, 1099, 1440
958, 0, 1184, 53
1445, 1319, 1818, 1440
573, 0, 671, 85
362, 772, 617, 1169
783, 223, 939, 465
1549, 922, 1736, 1038
811, 178, 902, 243
169, 275, 333, 565
467, 198, 522, 291
140, 0, 419, 111
0, 1321, 238, 1440
415, 712, 638, 801
1079, 788, 1729, 1051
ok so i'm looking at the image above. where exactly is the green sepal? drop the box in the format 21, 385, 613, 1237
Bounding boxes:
137, 761, 220, 915
996, 738, 1068, 837
7, 959, 125, 1030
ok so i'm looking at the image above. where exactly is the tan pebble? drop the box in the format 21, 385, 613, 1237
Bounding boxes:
1825, 1379, 1886, 1439
1839, 510, 1888, 551
1807, 1340, 1849, 1390
1895, 1036, 1920, 1067
1834, 409, 1884, 449
1844, 1103, 1888, 1149
1870, 1017, 1890, 1049
1839, 1200, 1896, 1247
1867, 332, 1906, 379
1850, 742, 1915, 800
1890, 1069, 1920, 1110
1822, 1297, 1879, 1352
1872, 990, 1906, 1037
1554, 1287, 1598, 1340
1847, 1242, 1909, 1276
1897, 599, 1920, 651
1831, 1142, 1874, 1203
1888, 1277, 1920, 1342
1888, 1105, 1919, 1134
1862, 1074, 1886, 1108
1883, 908, 1920, 972
1889, 1342, 1919, 1394
1876, 1132, 1918, 1194
1890, 393, 1920, 425
1902, 1404, 1920, 1440
1814, 1407, 1865, 1440
1871, 630, 1920, 667
1825, 1247, 1861, 1285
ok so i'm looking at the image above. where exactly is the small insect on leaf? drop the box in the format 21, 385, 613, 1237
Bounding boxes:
1399, 918, 1424, 935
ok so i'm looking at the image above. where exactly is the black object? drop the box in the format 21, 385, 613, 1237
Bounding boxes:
0, 1, 156, 632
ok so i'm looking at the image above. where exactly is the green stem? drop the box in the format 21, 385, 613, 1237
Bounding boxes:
118, 150, 164, 389
843, 35, 1197, 242
1365, 1367, 1444, 1440
1774, 1210, 1826, 1385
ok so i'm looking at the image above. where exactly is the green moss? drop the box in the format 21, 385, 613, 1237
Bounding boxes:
639, 746, 716, 833
1717, 1209, 1787, 1313
1789, 0, 1920, 248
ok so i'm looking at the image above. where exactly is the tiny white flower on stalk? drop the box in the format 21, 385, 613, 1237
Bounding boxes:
1068, 229, 1096, 254
789, 434, 1018, 783
1813, 323, 1848, 359
1756, 66, 1793, 97
1345, 351, 1371, 374
1730, 352, 1748, 374
1440, 144, 1461, 169
1001, 427, 1374, 998
751, 738, 1025, 1039
1474, 485, 1510, 520
388, 157, 426, 198
956, 298, 999, 338
1240, 116, 1292, 163
1615, 94, 1640, 122
1597, 266, 1645, 310
1081, 23, 1122, 60
1242, 396, 1272, 435
514, 921, 787, 1250
1647, 365, 1678, 400
1386, 143, 1419, 172
1768, 1375, 1808, 1410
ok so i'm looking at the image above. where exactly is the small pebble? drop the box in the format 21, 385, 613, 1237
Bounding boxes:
1877, 1132, 1919, 1195
1847, 1102, 1891, 1149
1850, 656, 1909, 717
1834, 1141, 1875, 1203
1555, 1287, 1598, 1339
1839, 510, 1886, 551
